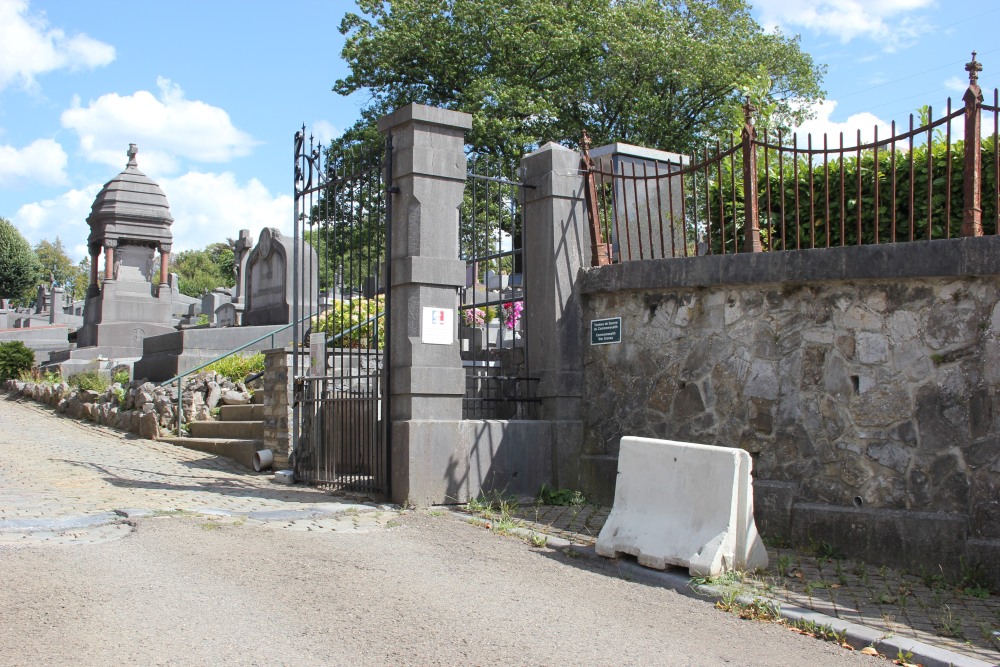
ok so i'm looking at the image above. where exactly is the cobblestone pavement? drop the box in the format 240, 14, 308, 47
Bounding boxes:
503, 503, 1000, 665
0, 395, 398, 544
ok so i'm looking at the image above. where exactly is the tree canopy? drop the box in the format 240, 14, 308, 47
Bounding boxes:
170, 242, 236, 298
334, 0, 826, 164
0, 218, 42, 301
34, 238, 89, 301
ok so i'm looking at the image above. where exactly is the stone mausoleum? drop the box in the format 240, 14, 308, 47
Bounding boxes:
48, 144, 175, 374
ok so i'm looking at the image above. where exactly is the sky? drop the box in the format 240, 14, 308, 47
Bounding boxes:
0, 0, 997, 263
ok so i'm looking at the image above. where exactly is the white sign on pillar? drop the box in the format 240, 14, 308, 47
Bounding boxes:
421, 307, 454, 345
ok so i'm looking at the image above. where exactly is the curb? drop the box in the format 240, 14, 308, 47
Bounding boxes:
453, 512, 997, 667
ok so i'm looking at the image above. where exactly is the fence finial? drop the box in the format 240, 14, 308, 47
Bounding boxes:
966, 51, 982, 86
742, 97, 756, 127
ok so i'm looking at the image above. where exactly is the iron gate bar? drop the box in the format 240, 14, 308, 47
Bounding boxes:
291, 127, 391, 496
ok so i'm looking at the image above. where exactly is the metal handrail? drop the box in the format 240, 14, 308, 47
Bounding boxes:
161, 309, 386, 437
159, 314, 310, 436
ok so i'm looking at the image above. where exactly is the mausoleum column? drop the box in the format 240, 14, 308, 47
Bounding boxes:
89, 245, 100, 286
103, 239, 117, 281
159, 244, 171, 285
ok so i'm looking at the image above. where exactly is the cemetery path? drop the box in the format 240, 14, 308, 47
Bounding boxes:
0, 394, 882, 666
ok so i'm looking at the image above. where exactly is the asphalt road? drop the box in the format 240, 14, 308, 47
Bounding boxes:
0, 395, 880, 666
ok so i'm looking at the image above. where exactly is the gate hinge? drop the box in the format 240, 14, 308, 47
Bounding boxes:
387, 186, 401, 194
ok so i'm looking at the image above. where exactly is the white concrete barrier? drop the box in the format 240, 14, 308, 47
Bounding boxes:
595, 436, 768, 577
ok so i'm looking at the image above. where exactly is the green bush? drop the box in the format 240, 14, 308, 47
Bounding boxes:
203, 352, 265, 383
111, 368, 130, 385
68, 370, 109, 392
311, 296, 385, 349
0, 341, 35, 381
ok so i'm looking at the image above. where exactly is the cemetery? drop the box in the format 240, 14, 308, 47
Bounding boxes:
4, 56, 1000, 592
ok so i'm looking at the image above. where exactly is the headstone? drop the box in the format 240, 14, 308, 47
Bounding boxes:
232, 229, 253, 304
215, 302, 242, 327
200, 288, 231, 326
243, 227, 317, 326
34, 285, 48, 314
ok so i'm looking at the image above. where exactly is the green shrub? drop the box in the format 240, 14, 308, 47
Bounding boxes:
0, 341, 35, 381
203, 352, 265, 383
311, 295, 385, 349
68, 370, 109, 392
111, 368, 130, 385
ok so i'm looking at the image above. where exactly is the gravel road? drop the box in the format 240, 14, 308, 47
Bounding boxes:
0, 509, 881, 666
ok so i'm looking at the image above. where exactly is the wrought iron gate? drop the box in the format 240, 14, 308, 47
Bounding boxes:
291, 129, 391, 496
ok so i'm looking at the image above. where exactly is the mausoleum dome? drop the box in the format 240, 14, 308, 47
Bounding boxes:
87, 144, 173, 251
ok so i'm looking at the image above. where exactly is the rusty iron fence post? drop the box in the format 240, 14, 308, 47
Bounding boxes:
963, 52, 984, 237
742, 100, 763, 252
581, 131, 612, 266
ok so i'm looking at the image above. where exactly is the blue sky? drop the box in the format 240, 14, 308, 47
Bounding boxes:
0, 0, 997, 262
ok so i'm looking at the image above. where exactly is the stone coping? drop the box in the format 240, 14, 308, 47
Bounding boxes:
581, 236, 1000, 294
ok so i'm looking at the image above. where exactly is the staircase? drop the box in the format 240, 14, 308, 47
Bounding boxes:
159, 392, 267, 471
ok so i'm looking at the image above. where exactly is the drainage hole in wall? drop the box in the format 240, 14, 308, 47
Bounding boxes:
853, 496, 864, 507
850, 375, 860, 394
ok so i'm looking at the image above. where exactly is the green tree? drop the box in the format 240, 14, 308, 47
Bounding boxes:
0, 218, 42, 300
335, 0, 825, 165
33, 237, 89, 301
170, 242, 236, 297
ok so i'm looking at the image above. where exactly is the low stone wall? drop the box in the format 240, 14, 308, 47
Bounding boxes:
578, 237, 1000, 585
4, 372, 252, 440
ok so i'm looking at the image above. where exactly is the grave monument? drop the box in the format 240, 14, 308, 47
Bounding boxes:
46, 145, 175, 374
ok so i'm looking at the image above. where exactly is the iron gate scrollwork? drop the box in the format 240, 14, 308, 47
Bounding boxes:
292, 128, 391, 496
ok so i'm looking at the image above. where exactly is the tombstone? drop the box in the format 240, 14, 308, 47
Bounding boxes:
232, 228, 253, 304
34, 285, 48, 314
215, 302, 242, 327
243, 227, 317, 326
589, 143, 689, 260
200, 288, 232, 325
49, 286, 65, 324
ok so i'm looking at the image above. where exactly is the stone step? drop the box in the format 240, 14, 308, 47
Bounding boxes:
158, 436, 262, 471
219, 404, 266, 421
188, 419, 264, 440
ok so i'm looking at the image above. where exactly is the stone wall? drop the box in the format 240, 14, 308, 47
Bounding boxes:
4, 372, 252, 441
577, 237, 1000, 583
261, 348, 292, 466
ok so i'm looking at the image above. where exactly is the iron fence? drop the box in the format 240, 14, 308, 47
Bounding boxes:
292, 128, 390, 495
584, 53, 998, 264
459, 155, 538, 419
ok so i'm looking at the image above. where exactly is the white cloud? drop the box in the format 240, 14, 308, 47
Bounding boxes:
944, 76, 967, 94
754, 0, 935, 51
159, 171, 291, 256
0, 0, 115, 92
61, 77, 258, 174
0, 138, 68, 186
311, 121, 340, 148
792, 100, 895, 145
12, 183, 101, 258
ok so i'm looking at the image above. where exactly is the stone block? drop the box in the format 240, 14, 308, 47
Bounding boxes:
596, 436, 768, 576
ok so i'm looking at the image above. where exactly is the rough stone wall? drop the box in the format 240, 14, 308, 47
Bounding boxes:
575, 235, 1000, 588
4, 372, 252, 440
582, 275, 999, 537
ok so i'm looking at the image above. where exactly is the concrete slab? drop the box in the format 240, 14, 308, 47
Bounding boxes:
595, 436, 768, 576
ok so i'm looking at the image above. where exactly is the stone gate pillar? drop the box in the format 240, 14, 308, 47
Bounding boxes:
521, 143, 588, 489
378, 104, 471, 504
